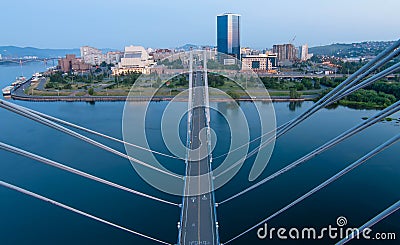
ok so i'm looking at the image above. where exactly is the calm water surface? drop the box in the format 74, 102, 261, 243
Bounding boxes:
0, 62, 399, 244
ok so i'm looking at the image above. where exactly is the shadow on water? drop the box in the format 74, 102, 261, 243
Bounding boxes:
288, 101, 303, 111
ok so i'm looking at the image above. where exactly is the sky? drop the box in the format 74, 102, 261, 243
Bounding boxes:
1, 0, 399, 49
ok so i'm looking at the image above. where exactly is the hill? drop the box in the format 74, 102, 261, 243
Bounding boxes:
0, 46, 80, 59
309, 41, 395, 58
175, 44, 211, 51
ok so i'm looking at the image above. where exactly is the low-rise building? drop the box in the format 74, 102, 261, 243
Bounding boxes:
241, 47, 252, 56
58, 54, 91, 73
241, 54, 278, 73
113, 45, 154, 75
241, 47, 261, 56
151, 49, 174, 62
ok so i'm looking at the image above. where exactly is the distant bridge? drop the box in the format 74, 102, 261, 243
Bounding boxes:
0, 57, 59, 65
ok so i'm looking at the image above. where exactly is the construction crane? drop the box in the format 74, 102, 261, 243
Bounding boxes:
289, 35, 296, 45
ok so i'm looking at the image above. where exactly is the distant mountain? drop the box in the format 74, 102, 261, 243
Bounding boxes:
309, 41, 395, 58
309, 44, 352, 56
175, 44, 213, 51
0, 46, 80, 59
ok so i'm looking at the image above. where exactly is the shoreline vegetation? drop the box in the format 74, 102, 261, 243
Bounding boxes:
316, 76, 400, 109
16, 69, 322, 102
11, 63, 400, 109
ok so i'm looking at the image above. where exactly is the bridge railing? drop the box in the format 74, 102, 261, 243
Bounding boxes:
177, 50, 194, 244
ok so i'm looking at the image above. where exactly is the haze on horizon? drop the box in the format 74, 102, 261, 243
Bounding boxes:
1, 0, 399, 50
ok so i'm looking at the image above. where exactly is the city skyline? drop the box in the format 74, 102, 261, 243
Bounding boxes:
1, 0, 399, 49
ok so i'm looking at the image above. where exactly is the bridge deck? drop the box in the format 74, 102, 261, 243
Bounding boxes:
179, 70, 218, 245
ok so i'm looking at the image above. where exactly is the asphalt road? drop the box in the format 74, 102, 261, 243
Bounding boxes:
180, 71, 218, 245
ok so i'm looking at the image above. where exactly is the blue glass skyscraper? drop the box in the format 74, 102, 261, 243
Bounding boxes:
217, 13, 241, 61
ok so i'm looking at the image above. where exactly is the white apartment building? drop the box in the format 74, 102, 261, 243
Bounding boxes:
106, 51, 122, 65
298, 44, 309, 61
80, 46, 106, 65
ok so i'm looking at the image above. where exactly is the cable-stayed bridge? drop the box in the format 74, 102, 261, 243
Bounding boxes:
1, 41, 400, 244
178, 52, 219, 245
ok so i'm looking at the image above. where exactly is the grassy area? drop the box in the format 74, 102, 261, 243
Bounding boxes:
24, 81, 40, 95
268, 91, 290, 96
31, 71, 325, 99
154, 90, 182, 97
94, 91, 129, 96
28, 90, 72, 96
75, 92, 87, 96
30, 83, 321, 98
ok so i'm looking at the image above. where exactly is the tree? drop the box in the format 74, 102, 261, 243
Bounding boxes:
49, 72, 65, 83
88, 87, 94, 95
301, 78, 313, 90
314, 80, 321, 89
156, 77, 162, 86
289, 88, 301, 99
208, 74, 225, 88
45, 83, 54, 89
63, 84, 72, 89
295, 83, 305, 91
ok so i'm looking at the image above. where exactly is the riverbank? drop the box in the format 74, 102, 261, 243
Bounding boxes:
7, 75, 397, 111
9, 77, 317, 102
9, 71, 397, 109
10, 93, 313, 102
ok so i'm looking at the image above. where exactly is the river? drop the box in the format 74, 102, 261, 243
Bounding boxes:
0, 62, 399, 244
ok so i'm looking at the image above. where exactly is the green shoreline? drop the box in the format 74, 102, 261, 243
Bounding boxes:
16, 72, 398, 110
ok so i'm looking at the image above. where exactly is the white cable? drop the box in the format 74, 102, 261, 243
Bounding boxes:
336, 200, 400, 244
0, 180, 172, 245
0, 100, 183, 180
223, 133, 400, 244
218, 99, 400, 204
0, 142, 179, 207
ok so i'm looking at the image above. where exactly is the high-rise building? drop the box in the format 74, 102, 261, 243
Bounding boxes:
80, 46, 106, 65
273, 44, 297, 63
217, 13, 241, 62
298, 44, 309, 61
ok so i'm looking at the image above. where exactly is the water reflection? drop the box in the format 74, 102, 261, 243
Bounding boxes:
288, 101, 303, 111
